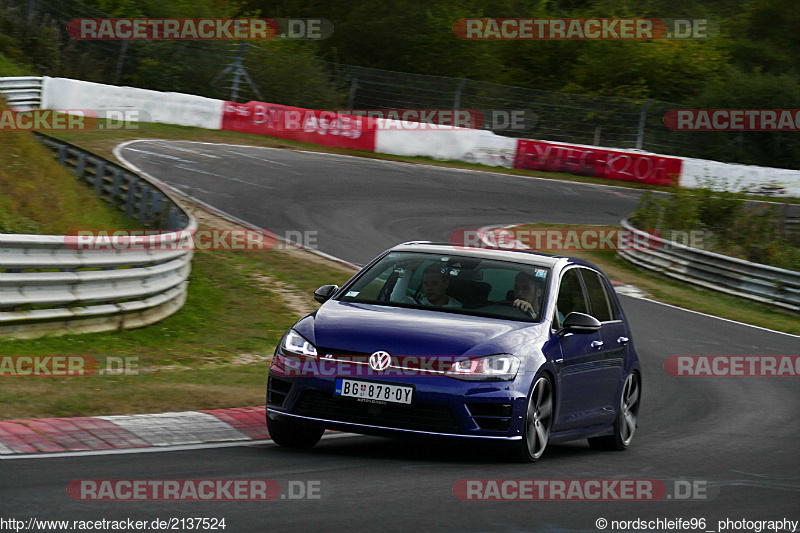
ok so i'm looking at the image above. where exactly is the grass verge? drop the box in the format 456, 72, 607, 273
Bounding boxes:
0, 99, 137, 233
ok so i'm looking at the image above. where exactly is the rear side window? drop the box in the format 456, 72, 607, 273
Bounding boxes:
556, 268, 588, 321
581, 269, 612, 322
601, 275, 621, 320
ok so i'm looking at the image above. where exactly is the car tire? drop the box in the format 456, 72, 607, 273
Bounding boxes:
514, 374, 554, 462
267, 415, 325, 449
588, 371, 641, 451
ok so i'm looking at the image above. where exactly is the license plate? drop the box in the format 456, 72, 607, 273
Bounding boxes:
335, 378, 413, 404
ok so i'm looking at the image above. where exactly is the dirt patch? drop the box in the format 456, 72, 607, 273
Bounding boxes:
250, 272, 318, 317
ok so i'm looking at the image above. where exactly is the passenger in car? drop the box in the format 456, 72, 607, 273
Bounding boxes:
510, 272, 545, 317
420, 264, 462, 308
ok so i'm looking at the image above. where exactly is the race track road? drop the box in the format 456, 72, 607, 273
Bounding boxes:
1, 140, 797, 532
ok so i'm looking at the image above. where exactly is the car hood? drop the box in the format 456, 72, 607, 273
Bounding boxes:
298, 300, 545, 356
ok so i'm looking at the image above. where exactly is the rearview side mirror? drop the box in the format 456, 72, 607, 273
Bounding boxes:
558, 312, 601, 335
314, 284, 339, 303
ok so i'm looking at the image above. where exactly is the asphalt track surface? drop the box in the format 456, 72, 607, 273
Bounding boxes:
2, 140, 797, 532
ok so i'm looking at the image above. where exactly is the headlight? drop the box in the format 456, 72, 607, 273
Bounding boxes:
280, 329, 318, 357
445, 354, 520, 381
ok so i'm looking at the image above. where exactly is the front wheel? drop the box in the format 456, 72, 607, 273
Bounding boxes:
589, 371, 641, 451
513, 375, 554, 462
267, 415, 325, 449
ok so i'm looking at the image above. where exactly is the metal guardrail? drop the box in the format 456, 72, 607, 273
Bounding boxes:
0, 133, 196, 339
0, 76, 43, 110
617, 219, 800, 312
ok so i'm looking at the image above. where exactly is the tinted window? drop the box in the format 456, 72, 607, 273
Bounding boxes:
601, 275, 621, 320
338, 251, 550, 322
582, 269, 612, 322
556, 268, 588, 322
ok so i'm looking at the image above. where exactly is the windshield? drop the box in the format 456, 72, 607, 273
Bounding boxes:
337, 252, 550, 322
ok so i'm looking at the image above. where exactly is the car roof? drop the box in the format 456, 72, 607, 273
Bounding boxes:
389, 241, 570, 268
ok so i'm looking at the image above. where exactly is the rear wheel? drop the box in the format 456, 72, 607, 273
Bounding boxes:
267, 415, 324, 449
514, 375, 554, 462
589, 371, 640, 451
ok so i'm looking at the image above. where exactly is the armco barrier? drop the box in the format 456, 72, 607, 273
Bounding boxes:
0, 76, 43, 110
0, 133, 196, 339
617, 219, 800, 312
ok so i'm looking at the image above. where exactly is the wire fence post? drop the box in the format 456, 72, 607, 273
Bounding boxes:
453, 78, 468, 110
636, 99, 652, 150
347, 67, 361, 109
229, 43, 246, 102
113, 41, 128, 85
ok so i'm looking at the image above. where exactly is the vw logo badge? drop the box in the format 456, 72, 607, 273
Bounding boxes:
369, 351, 392, 372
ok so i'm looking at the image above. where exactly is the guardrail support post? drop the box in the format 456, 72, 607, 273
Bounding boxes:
111, 169, 124, 206
94, 161, 106, 196
76, 153, 87, 178
126, 177, 137, 218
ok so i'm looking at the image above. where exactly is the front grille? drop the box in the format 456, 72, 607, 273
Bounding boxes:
293, 390, 461, 432
267, 376, 293, 406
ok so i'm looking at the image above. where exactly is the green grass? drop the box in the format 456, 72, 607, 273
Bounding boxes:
0, 52, 35, 76
0, 99, 138, 234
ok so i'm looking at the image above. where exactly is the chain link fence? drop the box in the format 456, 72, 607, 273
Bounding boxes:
3, 0, 798, 168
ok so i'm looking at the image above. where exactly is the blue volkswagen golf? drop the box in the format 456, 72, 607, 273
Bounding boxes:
266, 242, 641, 462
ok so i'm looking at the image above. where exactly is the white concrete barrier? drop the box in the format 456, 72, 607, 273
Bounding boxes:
40, 77, 224, 130
679, 157, 800, 198
375, 123, 517, 168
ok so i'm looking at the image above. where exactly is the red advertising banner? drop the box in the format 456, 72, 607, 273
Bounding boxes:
513, 140, 682, 186
221, 101, 376, 151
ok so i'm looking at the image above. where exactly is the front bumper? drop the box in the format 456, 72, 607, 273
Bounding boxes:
267, 369, 530, 440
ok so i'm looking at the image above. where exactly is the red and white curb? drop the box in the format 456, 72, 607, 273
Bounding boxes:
0, 407, 269, 456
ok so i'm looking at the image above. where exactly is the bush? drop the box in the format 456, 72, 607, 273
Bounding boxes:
630, 187, 799, 271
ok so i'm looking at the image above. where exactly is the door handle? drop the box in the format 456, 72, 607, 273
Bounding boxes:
617, 336, 629, 345
590, 340, 604, 349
